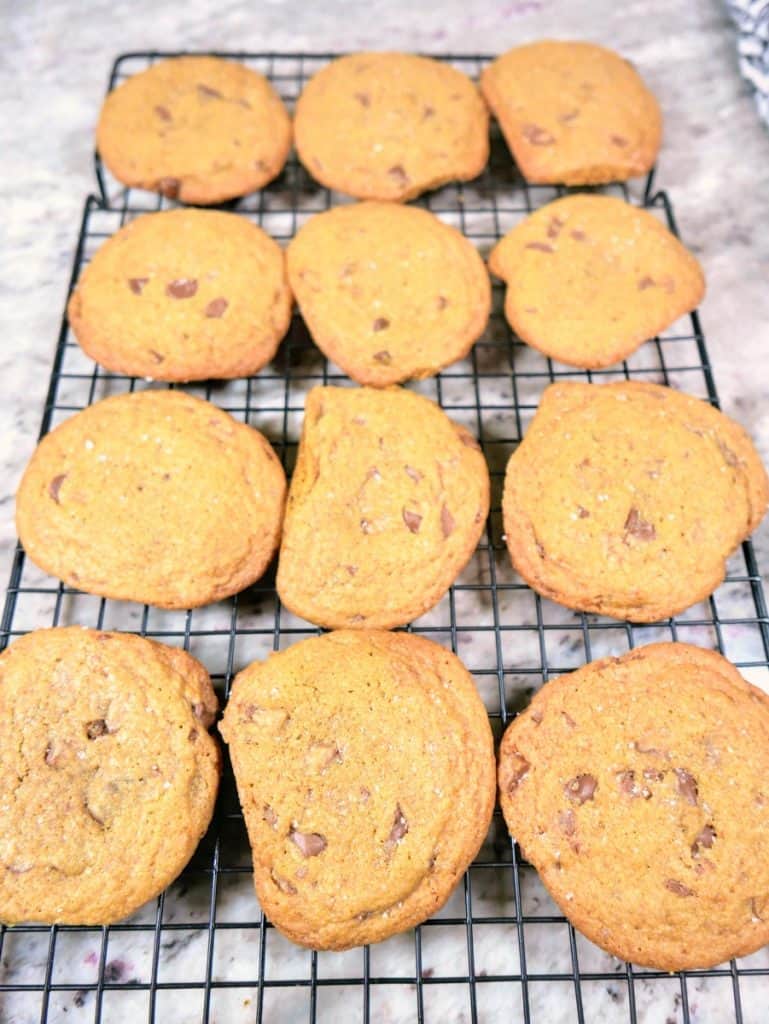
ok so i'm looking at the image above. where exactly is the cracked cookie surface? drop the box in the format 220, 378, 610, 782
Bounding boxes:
220, 629, 495, 949
0, 628, 220, 925
276, 386, 490, 629
16, 390, 286, 609
489, 194, 704, 369
498, 643, 769, 970
68, 209, 292, 382
97, 56, 291, 204
481, 40, 661, 185
287, 201, 490, 386
294, 52, 489, 201
502, 381, 768, 621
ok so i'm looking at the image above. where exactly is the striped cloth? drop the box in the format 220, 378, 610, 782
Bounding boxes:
726, 0, 769, 127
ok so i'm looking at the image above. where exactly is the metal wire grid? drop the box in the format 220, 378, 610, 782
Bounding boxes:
0, 51, 767, 1024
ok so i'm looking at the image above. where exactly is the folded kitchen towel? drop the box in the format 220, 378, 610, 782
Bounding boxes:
726, 0, 769, 127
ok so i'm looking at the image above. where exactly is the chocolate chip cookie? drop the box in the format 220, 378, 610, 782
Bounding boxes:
489, 194, 704, 368
16, 390, 286, 609
0, 627, 219, 925
287, 201, 490, 385
498, 643, 769, 970
294, 52, 489, 200
276, 386, 490, 628
481, 41, 662, 185
97, 56, 292, 204
220, 629, 495, 949
502, 381, 768, 621
68, 209, 292, 382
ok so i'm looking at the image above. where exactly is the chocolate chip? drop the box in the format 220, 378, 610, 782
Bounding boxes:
404, 465, 423, 482
525, 242, 554, 253
565, 773, 597, 804
422, 105, 435, 119
290, 829, 327, 857
665, 879, 694, 897
128, 277, 149, 295
263, 805, 278, 827
271, 870, 297, 894
637, 276, 655, 291
85, 719, 108, 739
388, 164, 410, 188
562, 711, 577, 728
386, 804, 409, 850
166, 278, 198, 299
49, 474, 67, 504
691, 824, 716, 855
149, 349, 165, 364
440, 504, 455, 538
372, 317, 390, 332
354, 91, 370, 107
547, 216, 564, 239
716, 438, 740, 467
154, 105, 172, 122
674, 769, 698, 806
459, 431, 481, 450
306, 742, 343, 772
360, 518, 373, 534
610, 134, 629, 148
624, 508, 656, 542
373, 350, 391, 365
559, 109, 579, 123
616, 769, 652, 799
570, 229, 586, 242
197, 83, 223, 99
188, 727, 198, 742
402, 508, 422, 533
436, 295, 448, 310
577, 505, 589, 518
559, 809, 577, 836
345, 564, 358, 576
522, 123, 555, 145
157, 177, 180, 199
204, 297, 229, 318
505, 752, 531, 793
254, 158, 269, 173
238, 97, 252, 109
530, 707, 544, 725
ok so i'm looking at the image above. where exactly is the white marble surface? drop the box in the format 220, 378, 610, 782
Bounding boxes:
2, 2, 769, 1023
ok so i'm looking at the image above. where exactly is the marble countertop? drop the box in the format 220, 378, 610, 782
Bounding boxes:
2, 2, 769, 1023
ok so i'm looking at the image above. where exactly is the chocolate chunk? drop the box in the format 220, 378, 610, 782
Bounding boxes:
271, 870, 297, 894
674, 769, 698, 806
404, 465, 423, 483
617, 769, 652, 799
637, 276, 655, 291
204, 297, 229, 318
440, 504, 455, 539
522, 123, 555, 145
570, 229, 586, 242
49, 474, 67, 504
505, 752, 531, 793
547, 216, 564, 239
402, 508, 422, 533
691, 824, 716, 855
373, 350, 391, 364
148, 349, 165, 364
665, 879, 694, 897
354, 91, 370, 107
197, 83, 223, 99
166, 278, 198, 299
610, 134, 629, 148
192, 701, 215, 728
387, 164, 410, 188
85, 719, 108, 739
624, 508, 656, 542
525, 242, 554, 253
565, 773, 597, 804
128, 277, 149, 295
372, 317, 390, 332
154, 105, 172, 122
576, 505, 589, 518
386, 804, 409, 848
290, 829, 327, 857
157, 177, 180, 199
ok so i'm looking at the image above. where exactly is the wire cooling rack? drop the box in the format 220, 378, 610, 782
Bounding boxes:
1, 51, 768, 1024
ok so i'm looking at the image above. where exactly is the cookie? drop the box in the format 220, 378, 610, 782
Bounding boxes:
96, 56, 292, 204
499, 642, 769, 970
67, 209, 292, 382
220, 629, 495, 949
16, 390, 286, 609
276, 386, 490, 628
294, 52, 489, 201
488, 195, 705, 369
481, 41, 662, 185
0, 627, 219, 925
502, 381, 769, 621
287, 202, 491, 385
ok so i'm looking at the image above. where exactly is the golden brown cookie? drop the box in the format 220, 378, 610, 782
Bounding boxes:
488, 195, 705, 368
287, 202, 491, 385
220, 629, 495, 949
481, 41, 662, 185
276, 386, 490, 628
499, 643, 769, 970
502, 381, 769, 621
294, 52, 489, 201
0, 627, 219, 925
67, 209, 292, 382
96, 56, 292, 204
16, 390, 286, 609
